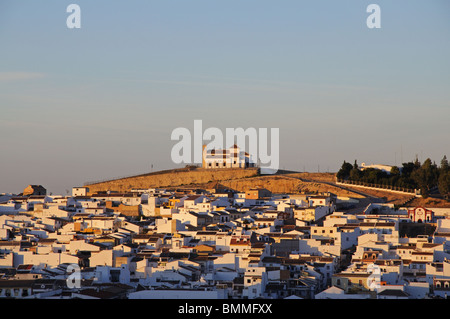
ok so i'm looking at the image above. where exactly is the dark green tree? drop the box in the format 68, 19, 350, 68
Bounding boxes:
438, 171, 450, 200
349, 167, 361, 181
336, 161, 353, 180
411, 158, 438, 198
401, 162, 417, 177
390, 166, 400, 175
440, 155, 449, 172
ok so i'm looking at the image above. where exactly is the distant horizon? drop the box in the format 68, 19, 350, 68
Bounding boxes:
2, 153, 448, 196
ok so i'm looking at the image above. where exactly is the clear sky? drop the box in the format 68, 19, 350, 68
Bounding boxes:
1, 0, 449, 195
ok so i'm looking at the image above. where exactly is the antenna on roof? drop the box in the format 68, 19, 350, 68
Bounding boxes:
401, 144, 403, 164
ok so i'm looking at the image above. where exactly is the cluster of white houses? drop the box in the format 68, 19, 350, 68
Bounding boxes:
1, 184, 450, 299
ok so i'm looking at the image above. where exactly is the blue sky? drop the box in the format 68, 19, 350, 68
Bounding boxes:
1, 1, 449, 194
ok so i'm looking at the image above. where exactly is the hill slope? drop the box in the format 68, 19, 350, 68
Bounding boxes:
84, 168, 369, 198
84, 167, 259, 194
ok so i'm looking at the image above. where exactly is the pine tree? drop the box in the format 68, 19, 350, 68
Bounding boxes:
441, 155, 449, 171
438, 171, 450, 200
336, 161, 353, 180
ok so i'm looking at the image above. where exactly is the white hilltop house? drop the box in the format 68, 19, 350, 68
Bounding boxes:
202, 144, 256, 169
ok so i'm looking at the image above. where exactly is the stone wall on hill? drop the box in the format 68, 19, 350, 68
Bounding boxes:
85, 167, 259, 194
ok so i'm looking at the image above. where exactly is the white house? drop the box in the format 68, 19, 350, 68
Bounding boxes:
72, 187, 89, 197
242, 266, 268, 299
181, 195, 206, 210
404, 281, 430, 299
89, 250, 113, 267
294, 206, 331, 223
155, 218, 185, 234
13, 251, 79, 268
323, 212, 359, 227
94, 264, 130, 284
202, 144, 255, 169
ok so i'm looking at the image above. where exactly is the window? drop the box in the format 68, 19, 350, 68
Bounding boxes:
110, 269, 121, 282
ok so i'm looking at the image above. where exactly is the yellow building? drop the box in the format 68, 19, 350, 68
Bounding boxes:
332, 272, 372, 293
293, 208, 316, 222
168, 197, 182, 209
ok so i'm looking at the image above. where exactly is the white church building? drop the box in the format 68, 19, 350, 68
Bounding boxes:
202, 144, 256, 169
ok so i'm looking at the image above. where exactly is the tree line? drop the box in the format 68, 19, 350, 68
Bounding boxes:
336, 156, 450, 199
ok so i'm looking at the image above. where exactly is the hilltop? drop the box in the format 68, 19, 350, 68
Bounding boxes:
82, 166, 450, 209
84, 167, 370, 199
84, 167, 259, 194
